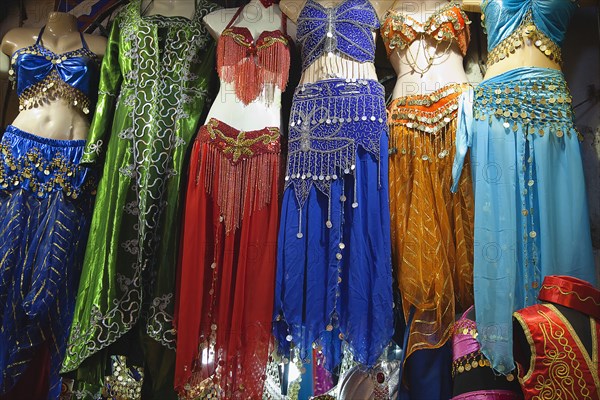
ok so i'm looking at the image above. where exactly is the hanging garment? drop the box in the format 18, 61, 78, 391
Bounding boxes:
61, 0, 217, 397
0, 127, 96, 400
386, 83, 475, 359
452, 0, 596, 376
274, 0, 394, 372
0, 27, 98, 400
174, 6, 290, 399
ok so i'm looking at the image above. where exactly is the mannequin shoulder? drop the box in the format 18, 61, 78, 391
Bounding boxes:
280, 0, 307, 23
369, 0, 392, 21
203, 8, 239, 39
461, 0, 482, 13
83, 34, 107, 58
1, 27, 39, 56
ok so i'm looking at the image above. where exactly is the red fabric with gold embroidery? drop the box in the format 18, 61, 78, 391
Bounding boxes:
174, 119, 281, 399
513, 303, 600, 400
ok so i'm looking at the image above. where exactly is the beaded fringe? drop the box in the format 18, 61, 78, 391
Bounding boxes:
389, 118, 457, 161
201, 144, 279, 233
218, 32, 290, 106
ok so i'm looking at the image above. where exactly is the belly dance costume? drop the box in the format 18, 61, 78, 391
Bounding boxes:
274, 0, 393, 371
174, 6, 290, 399
0, 27, 98, 399
513, 275, 600, 400
381, 2, 474, 359
452, 0, 596, 375
451, 307, 522, 400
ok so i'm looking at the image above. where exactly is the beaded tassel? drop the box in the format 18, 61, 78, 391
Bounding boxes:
217, 30, 290, 106
199, 120, 280, 233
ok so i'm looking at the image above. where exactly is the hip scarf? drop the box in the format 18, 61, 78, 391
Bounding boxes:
388, 83, 474, 358
453, 67, 596, 375
175, 118, 281, 399
0, 125, 94, 399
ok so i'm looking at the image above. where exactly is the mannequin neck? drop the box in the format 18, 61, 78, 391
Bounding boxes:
45, 12, 79, 36
245, 0, 276, 9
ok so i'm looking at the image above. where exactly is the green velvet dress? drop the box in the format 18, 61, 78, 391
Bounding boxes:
61, 0, 217, 397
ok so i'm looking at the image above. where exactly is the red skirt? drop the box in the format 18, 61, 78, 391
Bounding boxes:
174, 118, 281, 399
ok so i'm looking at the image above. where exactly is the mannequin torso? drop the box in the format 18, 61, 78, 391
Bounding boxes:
280, 0, 383, 84
203, 0, 288, 130
385, 0, 469, 97
461, 0, 598, 80
1, 12, 106, 141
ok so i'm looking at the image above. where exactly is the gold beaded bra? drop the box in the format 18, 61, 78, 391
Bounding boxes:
381, 2, 471, 57
8, 26, 99, 115
481, 0, 579, 67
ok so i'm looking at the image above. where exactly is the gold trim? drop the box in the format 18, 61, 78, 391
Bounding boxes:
540, 284, 600, 307
513, 311, 536, 384
546, 303, 600, 392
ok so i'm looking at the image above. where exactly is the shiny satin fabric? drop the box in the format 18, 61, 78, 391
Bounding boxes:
388, 86, 474, 359
0, 126, 95, 400
61, 0, 217, 397
482, 0, 577, 50
513, 303, 600, 400
452, 390, 523, 400
12, 49, 98, 101
453, 67, 596, 375
296, 0, 379, 71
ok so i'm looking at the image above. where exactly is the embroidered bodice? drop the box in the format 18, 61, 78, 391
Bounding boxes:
514, 303, 599, 400
8, 26, 99, 115
217, 6, 290, 105
297, 0, 379, 71
381, 2, 470, 57
482, 0, 578, 66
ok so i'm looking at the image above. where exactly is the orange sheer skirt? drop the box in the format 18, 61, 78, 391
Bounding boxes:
388, 84, 474, 359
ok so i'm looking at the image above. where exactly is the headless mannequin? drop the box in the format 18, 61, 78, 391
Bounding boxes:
0, 12, 106, 141
280, 0, 384, 84
386, 0, 469, 97
461, 0, 598, 80
203, 0, 288, 130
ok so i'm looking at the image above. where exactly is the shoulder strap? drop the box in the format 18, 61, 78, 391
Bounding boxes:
79, 32, 89, 50
282, 12, 287, 35
225, 5, 245, 29
35, 26, 46, 45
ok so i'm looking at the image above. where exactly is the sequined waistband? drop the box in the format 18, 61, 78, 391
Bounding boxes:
0, 125, 94, 199
451, 390, 522, 400
474, 69, 578, 139
199, 118, 281, 164
388, 83, 469, 134
486, 11, 562, 68
285, 78, 387, 206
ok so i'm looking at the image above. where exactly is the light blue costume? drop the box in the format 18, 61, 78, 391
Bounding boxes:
453, 0, 596, 375
273, 0, 393, 370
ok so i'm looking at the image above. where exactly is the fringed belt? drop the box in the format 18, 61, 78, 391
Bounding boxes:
196, 118, 281, 233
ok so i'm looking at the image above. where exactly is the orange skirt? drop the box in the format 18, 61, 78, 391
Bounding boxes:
388, 84, 474, 359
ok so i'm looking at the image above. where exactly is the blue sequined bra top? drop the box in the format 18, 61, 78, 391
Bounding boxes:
482, 0, 578, 67
8, 26, 99, 115
297, 0, 380, 71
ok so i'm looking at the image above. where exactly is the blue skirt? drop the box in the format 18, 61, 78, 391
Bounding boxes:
274, 79, 394, 370
0, 125, 95, 399
455, 68, 596, 374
